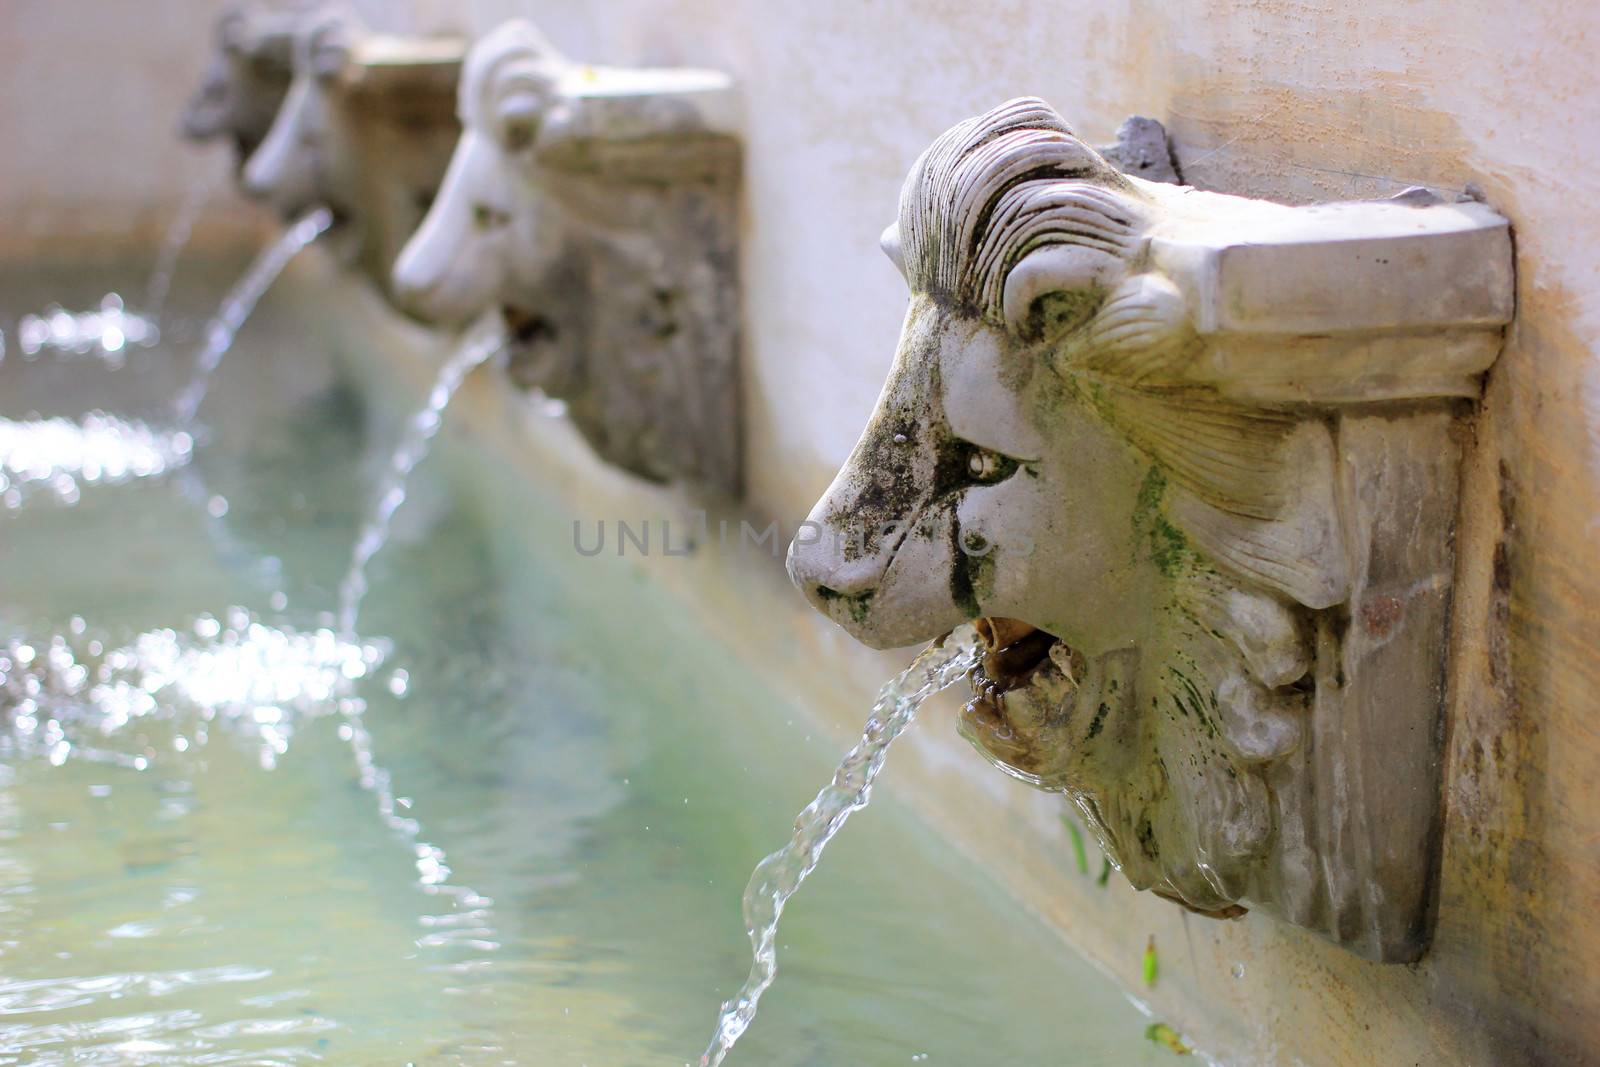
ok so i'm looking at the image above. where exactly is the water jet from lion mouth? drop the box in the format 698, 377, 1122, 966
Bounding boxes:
698, 626, 983, 1066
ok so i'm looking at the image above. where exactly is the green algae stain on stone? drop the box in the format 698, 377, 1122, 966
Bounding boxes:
1132, 465, 1191, 578
1086, 701, 1112, 740
815, 585, 874, 627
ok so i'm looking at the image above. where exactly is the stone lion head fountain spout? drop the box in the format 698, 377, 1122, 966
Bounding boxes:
240, 3, 365, 219
181, 1, 301, 165
390, 20, 570, 328
205, 3, 464, 297
391, 20, 744, 495
789, 97, 1514, 961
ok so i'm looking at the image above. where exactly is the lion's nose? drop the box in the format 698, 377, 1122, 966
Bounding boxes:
390, 245, 441, 320
240, 154, 274, 200
786, 532, 880, 617
792, 573, 876, 621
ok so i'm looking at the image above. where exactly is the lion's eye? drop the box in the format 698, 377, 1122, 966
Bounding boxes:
966, 447, 1017, 484
1024, 289, 1101, 342
472, 203, 508, 230
503, 119, 535, 151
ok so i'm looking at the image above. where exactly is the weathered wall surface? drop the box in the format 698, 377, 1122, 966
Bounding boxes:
0, 0, 238, 257
440, 2, 1600, 1063
0, 0, 455, 261
3, 0, 1598, 1063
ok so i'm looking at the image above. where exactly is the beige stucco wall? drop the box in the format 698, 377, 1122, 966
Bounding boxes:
433, 6, 1598, 1062
448, 2, 1600, 1063
0, 0, 452, 260
2, 0, 1597, 1063
0, 0, 234, 256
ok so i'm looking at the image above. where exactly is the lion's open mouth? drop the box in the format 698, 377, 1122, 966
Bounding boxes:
501, 304, 555, 346
500, 305, 570, 394
963, 618, 1076, 738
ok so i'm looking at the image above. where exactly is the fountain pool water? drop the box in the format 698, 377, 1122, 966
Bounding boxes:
0, 411, 194, 507
7, 180, 212, 372
0, 608, 385, 772
15, 292, 161, 365
0, 263, 1175, 1064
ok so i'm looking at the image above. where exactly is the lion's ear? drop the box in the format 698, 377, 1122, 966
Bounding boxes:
1002, 244, 1135, 342
496, 88, 550, 151
1053, 269, 1347, 608
880, 223, 906, 279
219, 11, 250, 55
1049, 273, 1196, 385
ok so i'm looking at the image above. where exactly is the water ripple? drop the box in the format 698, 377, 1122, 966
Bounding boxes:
0, 965, 273, 1015
16, 293, 159, 366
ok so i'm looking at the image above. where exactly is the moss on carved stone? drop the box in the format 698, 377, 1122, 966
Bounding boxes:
1087, 701, 1112, 740
1133, 465, 1190, 578
814, 585, 874, 627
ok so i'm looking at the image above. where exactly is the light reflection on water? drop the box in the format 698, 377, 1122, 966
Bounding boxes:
0, 412, 194, 507
16, 293, 160, 366
0, 605, 493, 913
0, 608, 385, 772
0, 609, 514, 1064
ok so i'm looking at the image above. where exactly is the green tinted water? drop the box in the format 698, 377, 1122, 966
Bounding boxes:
0, 266, 1172, 1065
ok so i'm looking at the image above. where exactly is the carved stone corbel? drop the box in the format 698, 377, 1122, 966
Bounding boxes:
391, 20, 743, 496
787, 97, 1513, 962
331, 36, 465, 297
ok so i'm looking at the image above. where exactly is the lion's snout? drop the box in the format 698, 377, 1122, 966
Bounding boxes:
391, 132, 517, 327
786, 519, 882, 627
787, 488, 973, 649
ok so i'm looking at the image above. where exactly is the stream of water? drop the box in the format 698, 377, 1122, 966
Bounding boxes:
330, 328, 503, 909
173, 207, 333, 424
700, 624, 985, 1066
143, 177, 214, 324
336, 331, 503, 637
